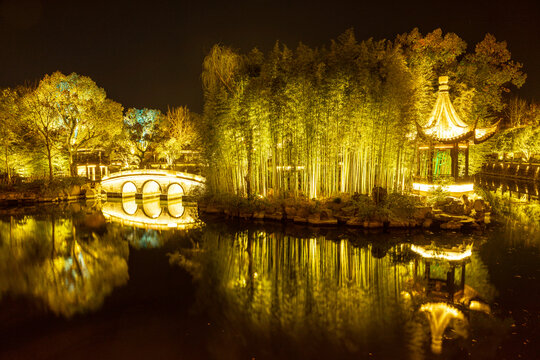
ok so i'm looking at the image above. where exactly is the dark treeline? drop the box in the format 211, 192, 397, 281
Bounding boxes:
200, 28, 526, 198
0, 73, 199, 183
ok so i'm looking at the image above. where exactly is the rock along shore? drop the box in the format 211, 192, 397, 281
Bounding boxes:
198, 194, 491, 231
0, 183, 101, 206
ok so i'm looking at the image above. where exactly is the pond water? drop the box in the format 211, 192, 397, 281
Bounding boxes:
0, 199, 539, 360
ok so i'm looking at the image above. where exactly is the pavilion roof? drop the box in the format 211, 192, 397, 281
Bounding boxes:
417, 76, 499, 144
474, 119, 501, 144
410, 243, 472, 262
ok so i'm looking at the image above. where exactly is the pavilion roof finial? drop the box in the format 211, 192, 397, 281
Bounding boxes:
438, 76, 449, 92
416, 75, 500, 144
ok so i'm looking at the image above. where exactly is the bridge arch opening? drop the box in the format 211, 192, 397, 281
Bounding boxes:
142, 180, 162, 199
142, 198, 162, 219
122, 182, 137, 197
167, 183, 185, 199
167, 201, 185, 218
122, 198, 138, 215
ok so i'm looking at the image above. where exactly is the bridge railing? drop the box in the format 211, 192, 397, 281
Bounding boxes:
101, 169, 205, 183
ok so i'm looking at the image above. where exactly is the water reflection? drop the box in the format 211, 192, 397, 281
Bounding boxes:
102, 198, 198, 230
0, 204, 530, 358
0, 211, 128, 317
170, 227, 500, 358
419, 302, 467, 354
0, 199, 200, 317
476, 174, 539, 201
404, 241, 494, 356
102, 198, 201, 249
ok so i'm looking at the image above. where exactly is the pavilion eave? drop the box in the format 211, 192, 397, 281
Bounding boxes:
416, 122, 475, 144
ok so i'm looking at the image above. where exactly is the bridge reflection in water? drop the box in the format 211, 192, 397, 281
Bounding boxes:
0, 207, 518, 358
0, 201, 199, 318
101, 198, 199, 230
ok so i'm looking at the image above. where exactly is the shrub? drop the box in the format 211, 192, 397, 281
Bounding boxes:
385, 193, 421, 219
426, 186, 450, 206
0, 176, 89, 196
371, 186, 387, 204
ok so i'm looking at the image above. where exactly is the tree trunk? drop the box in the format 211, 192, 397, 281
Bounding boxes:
68, 146, 75, 176
246, 154, 252, 197
245, 129, 253, 197
4, 144, 10, 184
46, 142, 53, 182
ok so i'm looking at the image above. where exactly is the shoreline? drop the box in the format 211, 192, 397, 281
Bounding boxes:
198, 195, 492, 232
0, 193, 87, 206
0, 182, 100, 207
0, 188, 494, 233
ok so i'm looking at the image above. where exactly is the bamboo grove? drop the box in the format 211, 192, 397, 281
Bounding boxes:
200, 29, 525, 198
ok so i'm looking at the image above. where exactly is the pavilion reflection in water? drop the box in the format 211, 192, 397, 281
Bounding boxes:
0, 205, 503, 357
404, 242, 492, 355
101, 198, 199, 230
172, 229, 496, 358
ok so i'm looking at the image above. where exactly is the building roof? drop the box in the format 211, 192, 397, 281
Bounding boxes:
417, 76, 499, 144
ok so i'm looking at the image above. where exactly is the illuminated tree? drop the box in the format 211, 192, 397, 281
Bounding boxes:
201, 32, 417, 197
498, 99, 540, 156
157, 106, 199, 168
460, 34, 526, 125
394, 28, 466, 127
506, 97, 529, 128
200, 45, 246, 192
36, 72, 124, 176
21, 83, 62, 181
200, 29, 526, 199
0, 88, 22, 182
123, 108, 164, 167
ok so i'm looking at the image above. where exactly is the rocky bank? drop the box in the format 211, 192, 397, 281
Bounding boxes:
199, 193, 491, 231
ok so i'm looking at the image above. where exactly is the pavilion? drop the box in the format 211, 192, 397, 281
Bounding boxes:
413, 76, 499, 194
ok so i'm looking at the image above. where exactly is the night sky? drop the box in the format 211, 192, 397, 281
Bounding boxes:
1, 0, 539, 113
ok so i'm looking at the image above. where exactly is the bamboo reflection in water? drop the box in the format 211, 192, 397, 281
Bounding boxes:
170, 229, 502, 358
192, 230, 416, 351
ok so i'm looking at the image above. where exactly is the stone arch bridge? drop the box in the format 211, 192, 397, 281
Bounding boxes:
100, 169, 205, 199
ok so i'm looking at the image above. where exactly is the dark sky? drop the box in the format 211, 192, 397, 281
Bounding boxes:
1, 0, 539, 113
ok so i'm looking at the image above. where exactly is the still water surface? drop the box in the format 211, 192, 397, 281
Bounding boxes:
0, 199, 539, 359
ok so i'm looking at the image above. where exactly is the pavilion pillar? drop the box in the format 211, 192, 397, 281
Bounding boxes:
451, 143, 458, 180
465, 144, 469, 179
460, 263, 466, 291
447, 267, 455, 301
428, 144, 434, 183
416, 148, 421, 177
